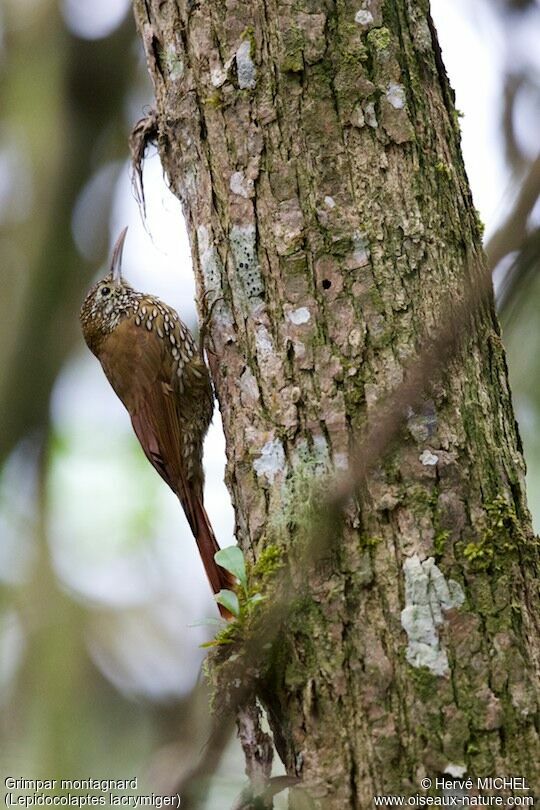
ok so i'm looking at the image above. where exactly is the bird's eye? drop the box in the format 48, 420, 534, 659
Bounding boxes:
101, 286, 111, 297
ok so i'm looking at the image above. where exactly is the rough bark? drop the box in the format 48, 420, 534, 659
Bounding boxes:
132, 0, 540, 804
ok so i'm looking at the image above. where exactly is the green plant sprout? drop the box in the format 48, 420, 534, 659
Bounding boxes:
214, 546, 264, 619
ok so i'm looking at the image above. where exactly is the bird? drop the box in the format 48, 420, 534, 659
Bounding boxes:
80, 227, 235, 617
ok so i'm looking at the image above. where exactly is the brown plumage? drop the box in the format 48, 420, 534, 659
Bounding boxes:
80, 228, 234, 617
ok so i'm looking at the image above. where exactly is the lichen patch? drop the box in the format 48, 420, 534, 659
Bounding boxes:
420, 449, 439, 466
230, 224, 265, 305
230, 170, 253, 199
287, 307, 311, 325
386, 82, 406, 110
253, 438, 286, 484
197, 224, 222, 294
236, 40, 256, 89
364, 102, 378, 128
401, 556, 465, 677
355, 9, 374, 27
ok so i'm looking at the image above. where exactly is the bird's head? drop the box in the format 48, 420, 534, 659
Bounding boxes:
80, 227, 140, 353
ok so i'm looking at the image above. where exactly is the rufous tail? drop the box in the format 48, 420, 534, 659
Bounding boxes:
190, 495, 236, 620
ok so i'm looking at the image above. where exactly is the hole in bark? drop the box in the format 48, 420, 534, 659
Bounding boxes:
322, 279, 331, 289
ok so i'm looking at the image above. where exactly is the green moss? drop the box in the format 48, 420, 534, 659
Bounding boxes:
344, 378, 365, 411
206, 619, 240, 650
339, 46, 369, 66
206, 451, 347, 705
281, 28, 304, 73
409, 665, 439, 701
360, 535, 381, 550
404, 484, 436, 511
204, 547, 284, 653
251, 544, 284, 586
204, 90, 222, 108
435, 161, 452, 179
326, 234, 354, 258
473, 207, 485, 238
433, 529, 450, 558
462, 494, 531, 571
241, 25, 256, 60
451, 108, 464, 136
367, 27, 392, 52
275, 594, 341, 690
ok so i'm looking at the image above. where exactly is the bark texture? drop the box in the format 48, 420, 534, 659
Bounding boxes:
132, 0, 540, 804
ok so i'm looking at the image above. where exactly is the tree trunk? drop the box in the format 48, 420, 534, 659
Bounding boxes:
132, 0, 540, 803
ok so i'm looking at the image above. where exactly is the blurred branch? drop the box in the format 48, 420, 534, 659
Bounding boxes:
497, 227, 540, 323
501, 74, 527, 173
235, 702, 274, 807
0, 11, 136, 465
173, 714, 236, 808
485, 153, 540, 321
485, 153, 540, 272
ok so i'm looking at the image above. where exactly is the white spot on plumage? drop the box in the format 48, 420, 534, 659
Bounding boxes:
135, 316, 141, 326
146, 320, 152, 331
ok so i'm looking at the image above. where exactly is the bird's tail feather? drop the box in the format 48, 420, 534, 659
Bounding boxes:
190, 495, 236, 619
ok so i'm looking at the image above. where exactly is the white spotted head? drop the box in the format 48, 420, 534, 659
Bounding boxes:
80, 227, 141, 353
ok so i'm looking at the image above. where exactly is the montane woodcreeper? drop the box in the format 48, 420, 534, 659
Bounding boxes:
80, 228, 234, 616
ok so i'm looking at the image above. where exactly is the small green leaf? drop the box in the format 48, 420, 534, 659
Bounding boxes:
247, 593, 264, 607
215, 546, 247, 589
200, 637, 235, 648
215, 589, 240, 617
189, 618, 225, 628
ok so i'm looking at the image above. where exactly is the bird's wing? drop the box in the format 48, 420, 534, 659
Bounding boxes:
99, 316, 185, 484
99, 313, 231, 601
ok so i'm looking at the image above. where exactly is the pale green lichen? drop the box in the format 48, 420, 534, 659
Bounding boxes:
401, 555, 465, 677
367, 27, 392, 52
159, 45, 184, 80
268, 444, 337, 551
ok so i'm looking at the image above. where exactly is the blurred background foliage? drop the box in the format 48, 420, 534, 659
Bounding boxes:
0, 0, 539, 805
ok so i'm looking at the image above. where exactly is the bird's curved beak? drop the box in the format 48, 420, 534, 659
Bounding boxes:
110, 227, 128, 285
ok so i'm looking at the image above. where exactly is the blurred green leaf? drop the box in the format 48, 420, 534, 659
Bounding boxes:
215, 546, 247, 589
215, 589, 240, 617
